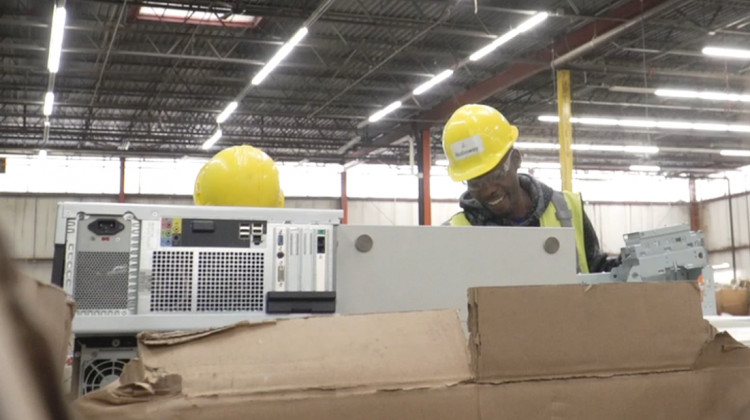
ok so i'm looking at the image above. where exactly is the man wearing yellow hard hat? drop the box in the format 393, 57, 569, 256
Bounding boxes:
194, 145, 285, 208
442, 104, 618, 273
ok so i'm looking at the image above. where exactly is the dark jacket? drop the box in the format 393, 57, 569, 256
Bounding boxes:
458, 174, 620, 273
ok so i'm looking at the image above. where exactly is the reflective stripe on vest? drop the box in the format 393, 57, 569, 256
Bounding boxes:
539, 191, 589, 274
448, 191, 589, 273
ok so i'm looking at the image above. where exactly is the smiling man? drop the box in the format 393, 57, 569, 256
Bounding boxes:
442, 104, 618, 274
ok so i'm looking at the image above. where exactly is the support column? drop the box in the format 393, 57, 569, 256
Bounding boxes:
417, 129, 432, 225
556, 70, 573, 192
341, 170, 348, 224
118, 156, 126, 203
689, 177, 700, 231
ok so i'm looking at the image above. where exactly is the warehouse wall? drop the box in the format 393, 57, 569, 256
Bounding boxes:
0, 194, 689, 283
700, 193, 750, 283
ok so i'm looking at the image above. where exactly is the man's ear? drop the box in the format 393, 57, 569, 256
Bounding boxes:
509, 148, 522, 170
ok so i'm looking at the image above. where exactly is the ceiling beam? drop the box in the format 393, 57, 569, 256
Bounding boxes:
348, 0, 682, 160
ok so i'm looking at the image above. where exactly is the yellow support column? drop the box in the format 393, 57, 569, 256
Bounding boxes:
557, 70, 573, 192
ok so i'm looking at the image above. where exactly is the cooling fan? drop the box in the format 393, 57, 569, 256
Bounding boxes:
77, 345, 138, 395
81, 358, 129, 394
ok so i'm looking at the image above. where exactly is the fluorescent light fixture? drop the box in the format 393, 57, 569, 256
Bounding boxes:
43, 92, 54, 116
252, 27, 308, 86
702, 46, 750, 60
712, 262, 731, 270
137, 6, 261, 27
655, 88, 750, 102
629, 165, 660, 172
538, 115, 750, 133
201, 129, 222, 150
708, 172, 728, 179
469, 12, 548, 61
515, 142, 658, 154
368, 101, 402, 123
720, 150, 750, 157
515, 142, 560, 150
216, 101, 238, 123
623, 145, 660, 154
38, 149, 47, 158
47, 6, 67, 73
523, 162, 561, 169
413, 69, 454, 95
577, 117, 619, 126
434, 159, 449, 166
617, 119, 656, 128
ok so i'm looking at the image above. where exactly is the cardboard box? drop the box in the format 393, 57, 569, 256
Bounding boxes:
0, 270, 75, 420
717, 286, 750, 316
16, 275, 76, 373
73, 282, 750, 420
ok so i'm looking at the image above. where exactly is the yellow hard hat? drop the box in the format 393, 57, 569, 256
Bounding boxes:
441, 104, 519, 182
194, 145, 285, 207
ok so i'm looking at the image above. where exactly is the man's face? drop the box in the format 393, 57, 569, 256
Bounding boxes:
466, 151, 520, 217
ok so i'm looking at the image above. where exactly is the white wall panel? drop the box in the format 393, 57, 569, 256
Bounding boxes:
0, 197, 39, 259
432, 201, 461, 226
701, 196, 750, 252
347, 199, 417, 225
584, 203, 690, 254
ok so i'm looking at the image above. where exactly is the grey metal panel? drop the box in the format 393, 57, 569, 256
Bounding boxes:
335, 225, 577, 322
285, 198, 339, 209
126, 196, 193, 205
55, 202, 343, 244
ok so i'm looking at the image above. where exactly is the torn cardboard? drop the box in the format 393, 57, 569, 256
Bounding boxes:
73, 282, 750, 420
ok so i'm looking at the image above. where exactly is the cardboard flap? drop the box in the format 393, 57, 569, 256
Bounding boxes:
469, 282, 714, 382
138, 320, 277, 346
137, 310, 471, 396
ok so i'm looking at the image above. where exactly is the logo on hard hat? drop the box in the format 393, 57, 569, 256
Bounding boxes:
451, 134, 485, 161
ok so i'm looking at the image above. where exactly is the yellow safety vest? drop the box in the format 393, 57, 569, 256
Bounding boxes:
448, 191, 589, 273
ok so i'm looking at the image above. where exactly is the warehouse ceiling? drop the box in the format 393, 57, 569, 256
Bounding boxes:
1, 0, 750, 175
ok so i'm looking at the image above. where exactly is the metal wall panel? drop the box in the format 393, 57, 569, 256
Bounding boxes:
585, 203, 691, 254
701, 197, 750, 252
0, 197, 40, 259
347, 199, 418, 225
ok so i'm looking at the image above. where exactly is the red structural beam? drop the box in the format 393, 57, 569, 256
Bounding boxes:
420, 128, 432, 225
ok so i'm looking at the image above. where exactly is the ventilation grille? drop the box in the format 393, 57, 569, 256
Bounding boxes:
151, 251, 193, 312
73, 252, 130, 310
197, 251, 264, 312
81, 357, 131, 395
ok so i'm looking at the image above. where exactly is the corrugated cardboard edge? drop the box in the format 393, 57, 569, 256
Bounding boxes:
112, 311, 473, 401
137, 319, 277, 346
468, 288, 481, 377
468, 283, 723, 385
83, 356, 470, 406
